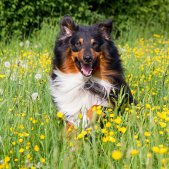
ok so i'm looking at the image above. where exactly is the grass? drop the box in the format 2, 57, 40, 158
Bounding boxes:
0, 22, 169, 169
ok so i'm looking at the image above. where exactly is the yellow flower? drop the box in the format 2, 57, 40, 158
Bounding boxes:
109, 137, 116, 143
159, 131, 164, 135
23, 132, 29, 137
136, 140, 141, 147
109, 113, 114, 117
27, 154, 31, 159
56, 112, 64, 118
0, 164, 5, 169
40, 134, 45, 140
159, 121, 166, 128
4, 156, 10, 163
32, 119, 37, 124
18, 138, 23, 143
159, 147, 168, 154
41, 158, 46, 163
31, 167, 36, 169
105, 122, 111, 128
96, 109, 102, 115
114, 117, 122, 124
116, 143, 121, 147
118, 127, 126, 133
78, 113, 82, 119
145, 104, 151, 109
19, 125, 24, 130
96, 106, 102, 110
0, 74, 5, 78
34, 145, 39, 152
14, 158, 18, 162
152, 146, 160, 153
134, 135, 138, 139
145, 139, 150, 143
107, 108, 113, 112
19, 148, 25, 153
12, 141, 16, 145
109, 131, 114, 136
147, 153, 152, 158
101, 128, 108, 134
112, 150, 122, 160
144, 131, 151, 137
77, 133, 84, 139
102, 136, 108, 142
26, 145, 30, 150
69, 142, 73, 147
94, 125, 98, 130
157, 112, 166, 119
163, 97, 168, 101
92, 106, 97, 111
161, 158, 167, 164
130, 149, 139, 156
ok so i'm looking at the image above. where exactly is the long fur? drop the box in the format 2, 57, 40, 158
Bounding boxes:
50, 69, 113, 127
50, 16, 135, 128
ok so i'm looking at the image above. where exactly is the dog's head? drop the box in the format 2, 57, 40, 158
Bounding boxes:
57, 16, 113, 77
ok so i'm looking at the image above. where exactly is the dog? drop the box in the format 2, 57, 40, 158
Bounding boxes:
50, 16, 136, 130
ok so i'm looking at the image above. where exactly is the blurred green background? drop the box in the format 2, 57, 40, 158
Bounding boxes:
0, 0, 169, 40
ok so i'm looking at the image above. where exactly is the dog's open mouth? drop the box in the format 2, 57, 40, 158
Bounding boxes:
75, 58, 98, 77
80, 63, 93, 76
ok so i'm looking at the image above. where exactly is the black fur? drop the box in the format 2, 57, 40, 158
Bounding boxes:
52, 16, 137, 109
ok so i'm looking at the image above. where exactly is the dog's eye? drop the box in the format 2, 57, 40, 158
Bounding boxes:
92, 42, 99, 48
75, 41, 81, 48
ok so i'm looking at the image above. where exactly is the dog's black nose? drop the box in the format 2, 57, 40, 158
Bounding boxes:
83, 55, 92, 63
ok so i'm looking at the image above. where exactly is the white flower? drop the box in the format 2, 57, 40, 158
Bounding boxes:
34, 45, 38, 48
19, 42, 24, 47
31, 92, 38, 101
0, 159, 3, 164
35, 73, 42, 80
25, 40, 30, 48
4, 61, 10, 68
10, 72, 17, 81
35, 162, 42, 168
119, 48, 126, 53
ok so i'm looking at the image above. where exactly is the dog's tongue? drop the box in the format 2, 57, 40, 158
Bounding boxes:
81, 64, 93, 76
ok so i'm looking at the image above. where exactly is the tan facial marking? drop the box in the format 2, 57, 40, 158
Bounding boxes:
79, 38, 83, 45
71, 48, 84, 62
60, 49, 79, 73
91, 38, 95, 45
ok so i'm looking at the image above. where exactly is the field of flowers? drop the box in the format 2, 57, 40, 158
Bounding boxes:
0, 34, 169, 169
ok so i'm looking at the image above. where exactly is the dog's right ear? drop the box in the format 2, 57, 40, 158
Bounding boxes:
98, 20, 112, 40
60, 16, 76, 39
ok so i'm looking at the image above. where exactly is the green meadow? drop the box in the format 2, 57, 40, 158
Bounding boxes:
0, 21, 169, 169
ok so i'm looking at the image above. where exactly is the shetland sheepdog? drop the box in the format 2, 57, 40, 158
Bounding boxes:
50, 16, 136, 130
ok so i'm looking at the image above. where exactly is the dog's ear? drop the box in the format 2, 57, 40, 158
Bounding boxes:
60, 16, 76, 39
98, 20, 112, 40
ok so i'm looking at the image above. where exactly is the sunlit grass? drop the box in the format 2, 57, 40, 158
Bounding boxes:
0, 33, 169, 169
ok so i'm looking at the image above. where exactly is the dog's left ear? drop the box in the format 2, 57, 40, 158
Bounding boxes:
60, 16, 76, 39
98, 20, 112, 40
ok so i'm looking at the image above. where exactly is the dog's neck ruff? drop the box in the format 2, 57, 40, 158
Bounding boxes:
50, 69, 113, 127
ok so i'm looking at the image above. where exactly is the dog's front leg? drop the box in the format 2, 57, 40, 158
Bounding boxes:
84, 80, 108, 99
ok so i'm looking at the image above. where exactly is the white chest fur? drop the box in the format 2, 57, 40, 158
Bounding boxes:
50, 70, 112, 126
